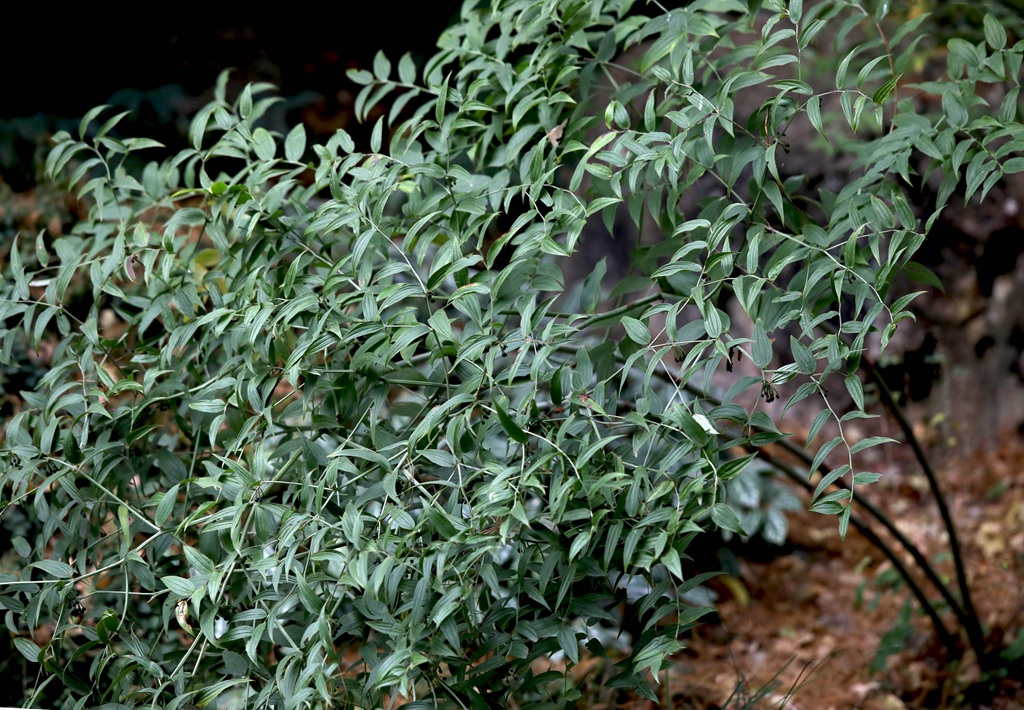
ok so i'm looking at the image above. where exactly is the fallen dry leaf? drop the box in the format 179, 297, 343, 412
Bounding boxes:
546, 120, 566, 148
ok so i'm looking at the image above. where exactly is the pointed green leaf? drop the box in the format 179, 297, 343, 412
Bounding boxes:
984, 13, 1007, 50
435, 73, 450, 125
807, 94, 827, 141
752, 326, 773, 369
871, 73, 901, 104
373, 50, 391, 81
849, 436, 898, 455
31, 559, 74, 578
709, 504, 745, 535
622, 316, 649, 345
495, 398, 529, 444
284, 124, 306, 162
14, 637, 41, 663
717, 453, 757, 481
78, 104, 110, 140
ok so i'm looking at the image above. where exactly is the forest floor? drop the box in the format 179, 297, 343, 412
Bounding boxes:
677, 436, 1024, 709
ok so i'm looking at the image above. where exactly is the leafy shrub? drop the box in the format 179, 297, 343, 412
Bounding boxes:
2, 0, 1023, 707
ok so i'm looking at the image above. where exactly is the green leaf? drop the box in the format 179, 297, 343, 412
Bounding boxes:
965, 152, 994, 200
872, 73, 902, 105
14, 637, 41, 663
569, 528, 593, 561
809, 489, 852, 515
623, 527, 643, 568
495, 398, 529, 444
284, 124, 306, 162
849, 436, 898, 455
373, 50, 392, 81
605, 99, 629, 130
370, 116, 384, 153
96, 110, 130, 139
901, 261, 944, 291
838, 506, 851, 540
12, 536, 31, 557
791, 336, 816, 374
118, 504, 131, 554
347, 68, 373, 85
399, 53, 416, 84
297, 576, 325, 613
189, 400, 225, 414
239, 84, 253, 118
96, 610, 119, 646
813, 465, 851, 501
31, 559, 74, 578
890, 291, 925, 314
550, 366, 564, 406
577, 435, 624, 469
162, 576, 196, 598
844, 375, 864, 411
807, 95, 827, 141
853, 471, 882, 486
857, 56, 887, 91
673, 219, 711, 235
810, 436, 843, 476
942, 91, 968, 129
194, 680, 249, 706
984, 13, 1007, 50
622, 316, 649, 345
752, 326, 773, 369
999, 87, 1019, 123
182, 546, 215, 576
675, 409, 710, 445
587, 196, 622, 217
1003, 156, 1024, 174
789, 0, 803, 23
435, 73, 450, 125
836, 47, 861, 88
557, 625, 580, 665
252, 128, 276, 160
78, 104, 110, 139
662, 547, 683, 579
799, 18, 826, 50
717, 453, 757, 481
709, 504, 745, 535
580, 257, 606, 314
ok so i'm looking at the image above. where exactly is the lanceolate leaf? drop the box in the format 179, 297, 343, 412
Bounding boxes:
495, 397, 529, 444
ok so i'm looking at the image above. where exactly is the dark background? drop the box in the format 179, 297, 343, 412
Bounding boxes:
1, 9, 461, 188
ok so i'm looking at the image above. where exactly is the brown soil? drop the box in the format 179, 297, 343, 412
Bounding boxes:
640, 433, 1024, 710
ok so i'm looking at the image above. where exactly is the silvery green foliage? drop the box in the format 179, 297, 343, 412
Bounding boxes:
2, 0, 1022, 707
